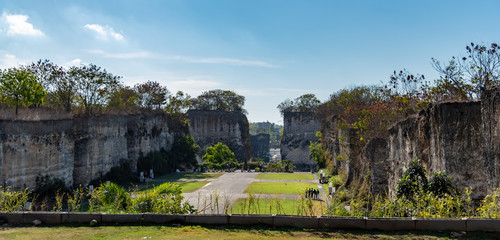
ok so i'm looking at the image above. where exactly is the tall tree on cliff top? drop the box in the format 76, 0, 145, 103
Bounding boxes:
431, 42, 500, 101
68, 64, 121, 115
190, 89, 246, 113
107, 85, 140, 110
24, 59, 76, 112
0, 68, 46, 114
134, 80, 169, 109
277, 93, 320, 116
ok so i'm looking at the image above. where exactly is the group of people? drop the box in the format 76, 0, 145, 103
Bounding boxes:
305, 188, 320, 200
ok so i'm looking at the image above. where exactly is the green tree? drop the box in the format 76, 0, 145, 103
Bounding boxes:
202, 142, 237, 170
134, 80, 169, 109
309, 131, 330, 169
166, 91, 192, 125
395, 158, 428, 200
166, 91, 191, 114
277, 93, 321, 115
24, 59, 76, 112
69, 64, 121, 114
0, 68, 46, 114
190, 89, 246, 113
170, 134, 200, 169
107, 85, 140, 110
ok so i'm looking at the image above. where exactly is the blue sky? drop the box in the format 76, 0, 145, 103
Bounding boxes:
1, 0, 500, 124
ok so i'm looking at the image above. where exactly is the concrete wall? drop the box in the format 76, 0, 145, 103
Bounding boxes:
187, 110, 250, 163
280, 112, 320, 168
2, 212, 500, 232
0, 113, 175, 189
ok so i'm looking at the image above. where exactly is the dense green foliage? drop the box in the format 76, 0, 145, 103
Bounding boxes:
137, 134, 200, 176
68, 64, 121, 114
249, 122, 283, 148
395, 159, 429, 199
0, 68, 46, 114
308, 131, 331, 169
134, 80, 169, 109
202, 142, 238, 170
87, 182, 195, 214
33, 175, 69, 201
277, 93, 320, 115
190, 89, 246, 113
90, 163, 139, 187
0, 60, 197, 121
264, 160, 295, 172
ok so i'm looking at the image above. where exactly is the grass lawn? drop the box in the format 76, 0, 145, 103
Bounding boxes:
321, 183, 329, 193
230, 198, 325, 215
256, 173, 314, 180
177, 181, 209, 193
161, 172, 223, 181
0, 225, 489, 239
244, 182, 318, 195
139, 181, 209, 193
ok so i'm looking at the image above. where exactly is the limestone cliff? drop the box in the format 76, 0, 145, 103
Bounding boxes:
0, 113, 177, 189
383, 102, 486, 199
250, 134, 270, 161
187, 110, 250, 163
320, 88, 500, 200
280, 112, 320, 168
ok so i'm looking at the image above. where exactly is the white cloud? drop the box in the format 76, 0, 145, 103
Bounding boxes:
88, 49, 151, 59
170, 77, 219, 94
1, 12, 44, 36
87, 49, 276, 68
0, 54, 22, 69
169, 56, 277, 68
84, 24, 123, 41
65, 58, 83, 67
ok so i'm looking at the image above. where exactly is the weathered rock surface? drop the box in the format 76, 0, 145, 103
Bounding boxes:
187, 110, 250, 163
321, 88, 500, 200
250, 134, 270, 161
281, 112, 320, 169
0, 113, 176, 189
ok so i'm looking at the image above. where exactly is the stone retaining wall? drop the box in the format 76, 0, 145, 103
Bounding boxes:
1, 212, 499, 232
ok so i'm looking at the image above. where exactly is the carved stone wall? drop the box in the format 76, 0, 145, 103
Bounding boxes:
0, 113, 175, 189
280, 112, 320, 169
187, 110, 250, 163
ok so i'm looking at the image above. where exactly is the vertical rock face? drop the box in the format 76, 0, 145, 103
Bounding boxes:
386, 102, 486, 199
0, 119, 75, 189
365, 138, 389, 197
0, 113, 176, 189
250, 134, 270, 161
482, 87, 500, 190
320, 88, 500, 200
281, 112, 320, 168
187, 110, 250, 163
72, 114, 175, 186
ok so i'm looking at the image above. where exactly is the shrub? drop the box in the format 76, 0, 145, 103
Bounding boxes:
0, 187, 31, 212
130, 182, 195, 214
428, 170, 455, 196
94, 182, 130, 212
477, 188, 500, 218
395, 158, 428, 200
33, 175, 69, 201
264, 160, 295, 172
90, 162, 138, 187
